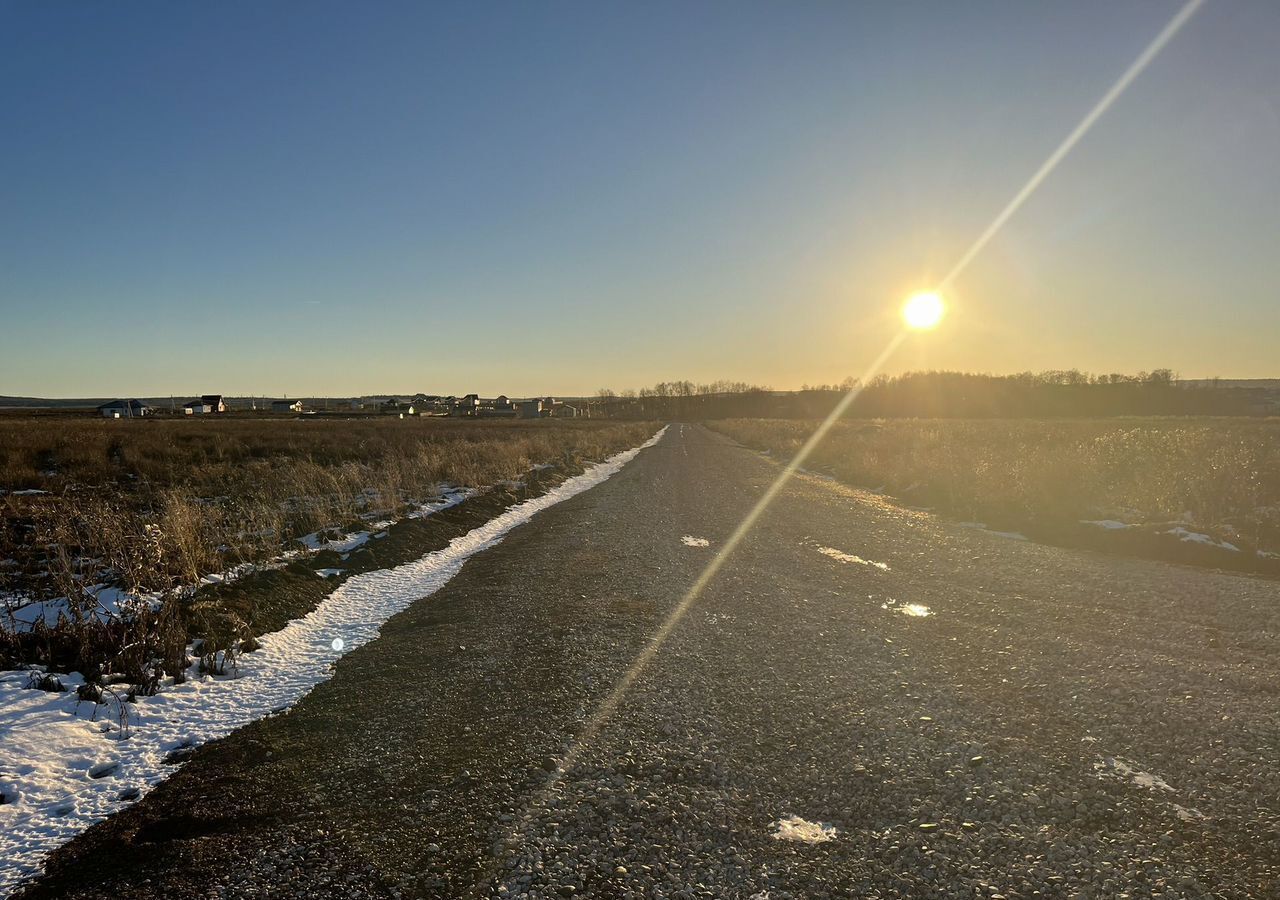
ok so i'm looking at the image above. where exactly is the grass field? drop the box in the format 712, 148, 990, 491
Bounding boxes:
1, 416, 652, 585
711, 417, 1280, 558
0, 417, 654, 684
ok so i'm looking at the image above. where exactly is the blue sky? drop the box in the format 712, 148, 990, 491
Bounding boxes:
2, 1, 1277, 397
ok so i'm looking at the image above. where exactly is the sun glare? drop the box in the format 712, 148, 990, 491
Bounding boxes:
902, 292, 945, 330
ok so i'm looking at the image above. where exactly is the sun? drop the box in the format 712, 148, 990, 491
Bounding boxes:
902, 291, 945, 330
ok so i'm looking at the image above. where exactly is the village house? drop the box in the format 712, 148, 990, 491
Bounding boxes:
477, 395, 518, 418
547, 402, 579, 418
184, 394, 227, 415
96, 399, 151, 418
452, 394, 480, 416
270, 399, 304, 414
380, 398, 416, 415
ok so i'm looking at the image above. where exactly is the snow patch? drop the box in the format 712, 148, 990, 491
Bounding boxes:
1164, 527, 1240, 552
816, 545, 889, 571
1082, 519, 1134, 530
681, 535, 710, 548
1095, 756, 1173, 792
881, 599, 932, 618
772, 815, 837, 843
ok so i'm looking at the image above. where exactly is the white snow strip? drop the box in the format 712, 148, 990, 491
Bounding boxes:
815, 546, 889, 571
681, 535, 710, 548
1082, 519, 1134, 530
295, 489, 471, 553
0, 427, 666, 895
1164, 527, 1240, 552
772, 815, 837, 843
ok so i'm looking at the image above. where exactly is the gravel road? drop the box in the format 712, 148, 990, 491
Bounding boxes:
13, 424, 1280, 899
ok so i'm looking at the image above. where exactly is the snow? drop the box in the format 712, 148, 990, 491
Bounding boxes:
0, 427, 666, 894
1164, 527, 1240, 552
1173, 804, 1206, 822
3, 585, 161, 633
1095, 756, 1173, 792
772, 815, 837, 843
815, 545, 889, 571
1082, 519, 1134, 530
294, 489, 471, 553
881, 600, 932, 618
681, 536, 710, 547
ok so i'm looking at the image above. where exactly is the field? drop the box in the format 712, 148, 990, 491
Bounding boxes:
710, 417, 1280, 563
0, 416, 653, 685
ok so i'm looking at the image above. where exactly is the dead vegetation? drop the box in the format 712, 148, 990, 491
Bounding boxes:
0, 416, 653, 688
712, 417, 1280, 555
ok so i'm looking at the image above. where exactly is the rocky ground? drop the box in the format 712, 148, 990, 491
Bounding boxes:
11, 424, 1279, 898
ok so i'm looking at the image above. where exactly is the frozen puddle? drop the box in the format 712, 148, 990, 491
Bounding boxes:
772, 815, 837, 843
816, 545, 889, 571
0, 427, 668, 895
1095, 756, 1173, 792
681, 535, 710, 547
881, 599, 932, 617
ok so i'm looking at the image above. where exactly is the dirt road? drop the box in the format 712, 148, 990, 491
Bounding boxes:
14, 425, 1280, 899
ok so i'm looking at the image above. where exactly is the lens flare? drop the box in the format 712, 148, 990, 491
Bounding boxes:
902, 292, 945, 330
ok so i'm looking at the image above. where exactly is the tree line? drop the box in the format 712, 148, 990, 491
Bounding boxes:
589, 369, 1271, 419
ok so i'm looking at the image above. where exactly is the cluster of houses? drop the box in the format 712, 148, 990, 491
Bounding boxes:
95, 393, 582, 419
96, 395, 303, 418
380, 394, 581, 418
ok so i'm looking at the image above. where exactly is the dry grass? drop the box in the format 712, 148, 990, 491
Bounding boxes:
0, 417, 653, 683
711, 418, 1280, 550
1, 416, 651, 589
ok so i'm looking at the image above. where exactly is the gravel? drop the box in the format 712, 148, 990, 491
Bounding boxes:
13, 424, 1279, 898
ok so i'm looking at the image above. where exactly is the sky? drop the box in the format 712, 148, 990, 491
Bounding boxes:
2, 0, 1278, 398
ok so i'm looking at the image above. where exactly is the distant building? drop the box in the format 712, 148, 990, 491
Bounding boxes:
477, 395, 518, 418
452, 394, 480, 416
271, 400, 304, 414
518, 399, 543, 419
97, 399, 150, 418
379, 398, 417, 415
548, 403, 579, 418
185, 395, 227, 414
